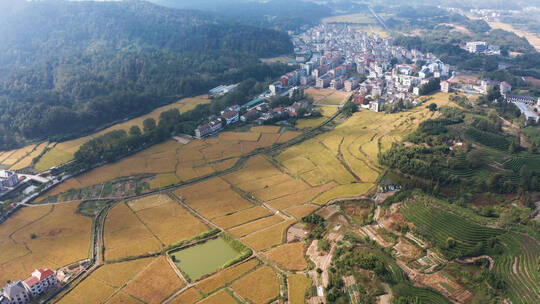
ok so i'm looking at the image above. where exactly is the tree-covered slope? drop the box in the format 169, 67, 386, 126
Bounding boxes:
0, 0, 293, 149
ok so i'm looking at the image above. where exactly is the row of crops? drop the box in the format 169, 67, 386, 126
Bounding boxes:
493, 234, 540, 304
392, 283, 451, 304
400, 200, 501, 259
465, 127, 510, 151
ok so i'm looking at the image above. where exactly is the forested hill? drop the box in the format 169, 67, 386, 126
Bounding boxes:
0, 0, 293, 149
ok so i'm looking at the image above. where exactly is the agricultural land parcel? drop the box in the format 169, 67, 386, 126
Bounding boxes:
322, 13, 389, 37
37, 125, 301, 203
104, 194, 208, 261
34, 95, 212, 172
0, 202, 91, 284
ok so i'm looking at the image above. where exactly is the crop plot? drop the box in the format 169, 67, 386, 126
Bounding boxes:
0, 202, 92, 284
240, 219, 295, 251
264, 242, 307, 270
105, 195, 208, 260
198, 289, 237, 304
230, 266, 280, 304
196, 258, 259, 295
228, 215, 284, 238
123, 256, 185, 304
174, 177, 253, 219
211, 206, 271, 229
59, 258, 154, 304
288, 274, 312, 304
169, 287, 202, 304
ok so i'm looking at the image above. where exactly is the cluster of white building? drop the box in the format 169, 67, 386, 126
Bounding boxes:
466, 41, 501, 56
0, 269, 57, 304
0, 170, 20, 192
500, 82, 540, 124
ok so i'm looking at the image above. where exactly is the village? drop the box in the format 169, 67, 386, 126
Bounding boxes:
196, 23, 539, 139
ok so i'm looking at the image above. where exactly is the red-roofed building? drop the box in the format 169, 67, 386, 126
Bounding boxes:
23, 269, 57, 297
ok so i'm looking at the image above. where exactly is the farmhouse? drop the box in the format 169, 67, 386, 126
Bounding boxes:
195, 119, 223, 138
23, 269, 57, 297
221, 107, 239, 125
241, 109, 260, 122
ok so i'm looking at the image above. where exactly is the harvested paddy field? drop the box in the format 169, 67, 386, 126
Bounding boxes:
123, 256, 185, 304
8, 142, 51, 170
288, 273, 313, 304
230, 266, 280, 304
170, 237, 242, 281
106, 292, 142, 304
0, 202, 91, 284
264, 242, 307, 271
211, 206, 271, 229
58, 258, 154, 304
104, 195, 208, 261
196, 258, 259, 295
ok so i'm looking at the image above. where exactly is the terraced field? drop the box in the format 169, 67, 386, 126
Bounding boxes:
400, 199, 501, 258
493, 234, 540, 304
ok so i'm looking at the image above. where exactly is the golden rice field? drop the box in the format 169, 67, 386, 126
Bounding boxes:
196, 258, 259, 295
0, 202, 92, 284
288, 273, 313, 304
7, 142, 51, 170
305, 87, 351, 106
122, 256, 185, 304
230, 266, 280, 304
37, 124, 302, 203
58, 258, 154, 304
106, 292, 142, 304
34, 95, 211, 172
169, 287, 202, 304
228, 215, 284, 238
285, 204, 319, 219
173, 177, 254, 220
264, 242, 307, 271
104, 195, 208, 261
211, 206, 271, 229
240, 220, 295, 252
198, 289, 237, 304
296, 106, 338, 129
277, 92, 457, 205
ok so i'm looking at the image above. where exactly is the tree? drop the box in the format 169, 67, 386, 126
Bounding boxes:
508, 140, 518, 154
342, 100, 357, 117
143, 118, 156, 133
446, 237, 456, 249
466, 150, 484, 168
30, 233, 37, 239
519, 165, 532, 190
296, 107, 308, 118
129, 125, 141, 136
427, 103, 437, 112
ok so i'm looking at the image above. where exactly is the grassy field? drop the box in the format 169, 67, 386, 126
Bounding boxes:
264, 242, 307, 271
230, 266, 280, 304
196, 258, 259, 295
305, 87, 351, 106
8, 141, 51, 170
123, 256, 185, 304
260, 56, 294, 64
288, 273, 313, 304
170, 237, 242, 281
34, 95, 211, 171
0, 202, 92, 284
296, 106, 338, 129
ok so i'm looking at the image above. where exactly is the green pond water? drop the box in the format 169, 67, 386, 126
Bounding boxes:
170, 237, 241, 281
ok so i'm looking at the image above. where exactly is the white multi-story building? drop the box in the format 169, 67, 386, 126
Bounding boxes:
0, 171, 19, 188
2, 281, 29, 304
23, 269, 57, 297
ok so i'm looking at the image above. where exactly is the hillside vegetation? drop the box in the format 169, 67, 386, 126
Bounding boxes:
0, 0, 293, 149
